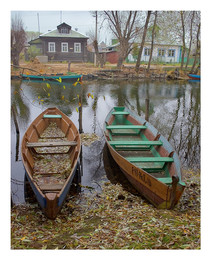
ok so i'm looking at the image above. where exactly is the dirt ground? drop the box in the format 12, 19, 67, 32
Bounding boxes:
11, 60, 116, 76
11, 59, 190, 80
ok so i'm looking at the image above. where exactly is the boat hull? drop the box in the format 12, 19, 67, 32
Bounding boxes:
104, 107, 185, 209
21, 107, 81, 219
21, 73, 82, 82
106, 142, 184, 209
188, 74, 200, 80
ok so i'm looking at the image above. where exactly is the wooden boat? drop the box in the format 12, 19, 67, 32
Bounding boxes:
188, 74, 200, 80
21, 73, 82, 82
104, 107, 185, 209
21, 107, 81, 219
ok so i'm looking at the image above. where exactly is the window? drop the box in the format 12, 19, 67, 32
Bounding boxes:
168, 49, 175, 57
158, 49, 165, 57
144, 48, 150, 56
61, 28, 68, 34
61, 42, 68, 52
48, 42, 55, 52
74, 43, 81, 53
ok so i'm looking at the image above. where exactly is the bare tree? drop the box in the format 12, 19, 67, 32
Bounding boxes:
11, 15, 26, 66
103, 11, 139, 68
89, 11, 105, 68
180, 11, 186, 70
147, 11, 157, 72
191, 21, 200, 74
185, 11, 195, 70
135, 11, 151, 72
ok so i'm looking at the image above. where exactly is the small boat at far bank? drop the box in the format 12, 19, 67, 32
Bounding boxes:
21, 107, 81, 219
188, 74, 200, 80
104, 107, 185, 209
21, 73, 82, 82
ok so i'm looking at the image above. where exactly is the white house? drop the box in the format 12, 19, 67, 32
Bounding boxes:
141, 42, 182, 63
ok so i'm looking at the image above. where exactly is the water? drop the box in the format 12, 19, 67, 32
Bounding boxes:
11, 79, 200, 204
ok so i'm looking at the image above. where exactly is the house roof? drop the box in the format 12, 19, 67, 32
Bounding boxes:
144, 41, 182, 47
39, 27, 88, 39
28, 38, 42, 44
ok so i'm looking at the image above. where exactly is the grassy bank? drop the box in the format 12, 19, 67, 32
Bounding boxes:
11, 169, 200, 249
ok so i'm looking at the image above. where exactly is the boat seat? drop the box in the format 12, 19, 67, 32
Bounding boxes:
157, 177, 173, 184
106, 125, 146, 130
27, 141, 77, 148
39, 183, 64, 192
108, 140, 163, 146
133, 162, 165, 171
112, 111, 129, 115
27, 141, 77, 154
125, 157, 174, 163
43, 114, 62, 118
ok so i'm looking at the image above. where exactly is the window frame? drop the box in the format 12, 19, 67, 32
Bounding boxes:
168, 49, 176, 57
74, 42, 81, 53
61, 28, 69, 34
48, 42, 55, 52
61, 42, 68, 53
144, 47, 150, 56
158, 48, 165, 57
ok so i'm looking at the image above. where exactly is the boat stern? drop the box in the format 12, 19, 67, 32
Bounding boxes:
44, 193, 59, 219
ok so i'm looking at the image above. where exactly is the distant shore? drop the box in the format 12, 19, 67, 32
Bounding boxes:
11, 60, 191, 81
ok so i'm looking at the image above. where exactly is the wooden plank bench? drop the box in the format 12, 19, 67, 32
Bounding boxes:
43, 114, 62, 119
108, 140, 163, 146
106, 125, 146, 130
125, 157, 174, 163
27, 141, 77, 148
112, 111, 129, 115
157, 177, 173, 184
27, 141, 77, 154
39, 183, 64, 192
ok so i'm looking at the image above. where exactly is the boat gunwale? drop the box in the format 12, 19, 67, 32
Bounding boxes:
104, 107, 184, 184
21, 73, 82, 80
21, 107, 81, 210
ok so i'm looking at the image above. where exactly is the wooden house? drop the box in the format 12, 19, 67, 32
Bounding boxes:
29, 22, 88, 62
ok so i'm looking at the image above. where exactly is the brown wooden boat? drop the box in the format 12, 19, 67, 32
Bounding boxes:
104, 107, 185, 209
21, 107, 81, 219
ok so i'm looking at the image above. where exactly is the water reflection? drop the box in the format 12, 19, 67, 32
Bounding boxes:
11, 79, 200, 204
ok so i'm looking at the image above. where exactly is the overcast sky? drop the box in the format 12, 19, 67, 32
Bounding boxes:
11, 10, 113, 44
11, 11, 93, 33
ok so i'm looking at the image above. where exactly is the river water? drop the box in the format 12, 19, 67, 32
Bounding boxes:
11, 79, 200, 204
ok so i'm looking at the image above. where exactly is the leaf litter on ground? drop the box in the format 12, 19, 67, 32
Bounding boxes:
11, 168, 200, 249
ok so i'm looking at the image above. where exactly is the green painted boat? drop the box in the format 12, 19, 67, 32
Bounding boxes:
21, 73, 82, 82
104, 106, 185, 209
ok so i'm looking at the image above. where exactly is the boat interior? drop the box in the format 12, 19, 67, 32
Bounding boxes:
22, 108, 80, 194
105, 107, 175, 185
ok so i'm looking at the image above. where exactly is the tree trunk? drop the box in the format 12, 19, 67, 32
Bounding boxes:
180, 11, 186, 70
147, 11, 157, 72
93, 40, 105, 68
185, 11, 195, 70
135, 11, 151, 72
191, 23, 200, 73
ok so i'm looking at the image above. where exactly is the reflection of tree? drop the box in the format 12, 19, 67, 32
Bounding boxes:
11, 81, 30, 127
92, 86, 98, 134
183, 88, 200, 167
110, 81, 127, 107
168, 96, 181, 141
129, 82, 141, 115
167, 86, 200, 168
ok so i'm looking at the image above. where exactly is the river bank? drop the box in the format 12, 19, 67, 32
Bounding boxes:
11, 60, 190, 81
11, 168, 200, 249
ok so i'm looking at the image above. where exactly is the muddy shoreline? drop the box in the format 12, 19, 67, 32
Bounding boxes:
11, 61, 191, 81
